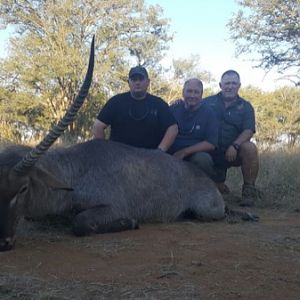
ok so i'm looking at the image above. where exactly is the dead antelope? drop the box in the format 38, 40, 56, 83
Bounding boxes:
0, 37, 224, 251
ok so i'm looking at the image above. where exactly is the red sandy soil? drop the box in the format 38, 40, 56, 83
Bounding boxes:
0, 208, 299, 299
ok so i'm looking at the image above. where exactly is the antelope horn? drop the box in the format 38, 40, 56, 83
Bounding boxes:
14, 36, 95, 175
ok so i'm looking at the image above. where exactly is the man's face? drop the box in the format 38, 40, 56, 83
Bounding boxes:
183, 80, 203, 111
219, 73, 241, 101
128, 75, 149, 99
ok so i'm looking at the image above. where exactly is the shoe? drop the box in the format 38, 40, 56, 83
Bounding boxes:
216, 182, 230, 194
240, 184, 258, 207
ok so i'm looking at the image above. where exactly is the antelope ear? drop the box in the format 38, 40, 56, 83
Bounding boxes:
29, 166, 73, 191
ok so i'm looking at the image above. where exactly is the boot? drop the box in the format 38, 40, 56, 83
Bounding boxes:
240, 184, 258, 207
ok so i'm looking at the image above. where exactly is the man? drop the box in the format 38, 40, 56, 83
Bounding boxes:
204, 70, 259, 207
169, 78, 218, 178
93, 66, 178, 151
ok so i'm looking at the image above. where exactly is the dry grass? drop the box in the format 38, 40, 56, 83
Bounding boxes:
226, 146, 300, 211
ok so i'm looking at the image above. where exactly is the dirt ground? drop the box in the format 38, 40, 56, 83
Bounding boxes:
0, 208, 300, 300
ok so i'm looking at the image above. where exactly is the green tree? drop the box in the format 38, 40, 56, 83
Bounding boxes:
172, 54, 213, 85
228, 0, 300, 86
0, 87, 19, 143
240, 87, 283, 146
240, 86, 300, 148
150, 55, 214, 103
0, 0, 172, 142
272, 87, 300, 147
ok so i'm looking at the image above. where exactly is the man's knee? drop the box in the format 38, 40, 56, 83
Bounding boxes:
189, 152, 213, 166
239, 141, 258, 158
188, 152, 214, 177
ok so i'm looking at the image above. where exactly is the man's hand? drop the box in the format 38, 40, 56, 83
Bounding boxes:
225, 145, 237, 162
173, 149, 188, 160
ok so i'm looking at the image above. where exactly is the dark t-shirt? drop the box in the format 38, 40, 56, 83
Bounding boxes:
97, 92, 176, 149
203, 92, 256, 151
168, 100, 218, 154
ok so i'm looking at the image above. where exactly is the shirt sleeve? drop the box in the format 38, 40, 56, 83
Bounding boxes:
158, 100, 177, 130
96, 97, 116, 125
243, 102, 256, 133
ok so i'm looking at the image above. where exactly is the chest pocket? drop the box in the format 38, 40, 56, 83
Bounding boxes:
223, 110, 244, 131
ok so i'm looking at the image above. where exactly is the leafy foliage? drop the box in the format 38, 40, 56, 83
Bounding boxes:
239, 86, 300, 147
0, 0, 172, 141
172, 54, 213, 85
228, 0, 300, 85
149, 55, 214, 103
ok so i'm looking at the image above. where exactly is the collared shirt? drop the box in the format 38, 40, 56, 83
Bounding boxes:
203, 92, 255, 151
168, 100, 218, 154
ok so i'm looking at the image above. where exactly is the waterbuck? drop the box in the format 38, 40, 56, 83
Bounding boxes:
0, 38, 225, 252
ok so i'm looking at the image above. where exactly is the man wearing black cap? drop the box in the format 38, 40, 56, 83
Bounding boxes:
93, 66, 178, 151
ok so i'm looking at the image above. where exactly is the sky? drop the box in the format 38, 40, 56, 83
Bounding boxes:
0, 0, 292, 91
146, 0, 292, 91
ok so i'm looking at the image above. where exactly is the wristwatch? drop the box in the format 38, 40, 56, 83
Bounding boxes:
232, 142, 240, 151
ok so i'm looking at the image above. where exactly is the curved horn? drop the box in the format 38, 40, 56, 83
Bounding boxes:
14, 36, 95, 175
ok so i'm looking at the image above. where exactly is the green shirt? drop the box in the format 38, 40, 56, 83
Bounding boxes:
203, 92, 255, 151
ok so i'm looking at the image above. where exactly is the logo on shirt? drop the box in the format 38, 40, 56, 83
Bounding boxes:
150, 109, 158, 116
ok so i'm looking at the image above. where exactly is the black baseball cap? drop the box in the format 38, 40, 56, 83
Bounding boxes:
129, 66, 149, 79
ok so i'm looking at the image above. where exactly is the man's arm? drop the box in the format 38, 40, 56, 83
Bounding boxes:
92, 119, 108, 139
225, 129, 254, 162
158, 124, 178, 152
233, 129, 253, 145
173, 141, 215, 160
226, 101, 256, 162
